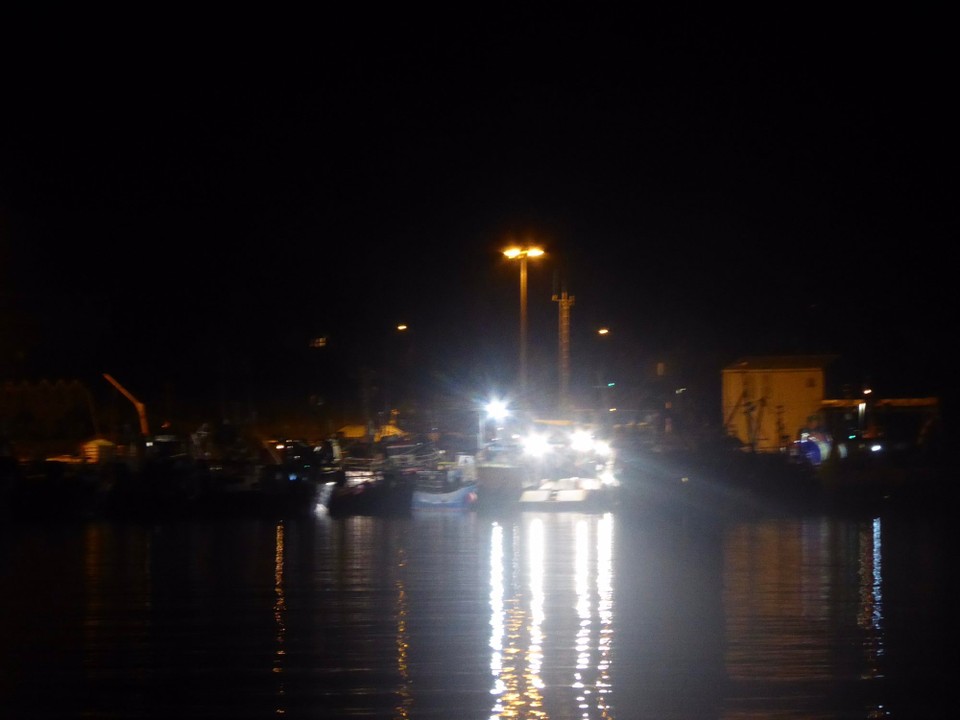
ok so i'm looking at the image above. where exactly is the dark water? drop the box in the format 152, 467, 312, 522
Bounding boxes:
1, 499, 956, 719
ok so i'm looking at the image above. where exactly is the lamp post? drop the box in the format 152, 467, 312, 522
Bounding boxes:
503, 246, 544, 404
597, 327, 611, 419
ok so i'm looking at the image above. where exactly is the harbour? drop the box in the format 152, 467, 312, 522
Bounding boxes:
4, 17, 956, 719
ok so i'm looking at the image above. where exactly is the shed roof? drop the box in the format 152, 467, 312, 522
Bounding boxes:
723, 355, 838, 372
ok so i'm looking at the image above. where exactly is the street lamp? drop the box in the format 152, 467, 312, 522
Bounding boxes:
503, 246, 544, 404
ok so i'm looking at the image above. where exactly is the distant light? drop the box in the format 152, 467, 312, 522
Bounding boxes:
310, 336, 328, 348
863, 388, 873, 395
607, 382, 615, 387
597, 328, 609, 336
396, 324, 408, 332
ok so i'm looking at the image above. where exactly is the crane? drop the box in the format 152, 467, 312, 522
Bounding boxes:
102, 373, 150, 437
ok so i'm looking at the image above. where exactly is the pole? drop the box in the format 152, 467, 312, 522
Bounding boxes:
519, 255, 528, 403
504, 245, 543, 409
553, 289, 574, 413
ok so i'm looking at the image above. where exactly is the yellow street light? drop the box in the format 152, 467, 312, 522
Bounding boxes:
503, 246, 545, 403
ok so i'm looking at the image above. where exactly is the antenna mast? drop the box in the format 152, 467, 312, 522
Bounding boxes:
552, 285, 575, 414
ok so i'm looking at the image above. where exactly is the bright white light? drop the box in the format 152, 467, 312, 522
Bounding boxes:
599, 467, 618, 486
522, 432, 551, 457
485, 399, 509, 422
593, 439, 612, 456
571, 429, 594, 453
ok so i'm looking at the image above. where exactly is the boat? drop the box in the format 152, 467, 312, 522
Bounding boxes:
4, 455, 110, 521
477, 424, 621, 512
518, 475, 618, 512
316, 437, 440, 516
102, 430, 324, 519
318, 468, 415, 516
474, 439, 537, 511
412, 453, 478, 510
517, 431, 620, 512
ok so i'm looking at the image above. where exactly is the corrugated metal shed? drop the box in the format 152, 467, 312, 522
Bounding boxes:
722, 355, 838, 452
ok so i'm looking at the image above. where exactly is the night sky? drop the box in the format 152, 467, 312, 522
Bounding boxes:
2, 12, 956, 426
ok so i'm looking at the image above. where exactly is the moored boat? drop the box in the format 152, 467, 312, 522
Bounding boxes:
518, 475, 618, 512
317, 435, 448, 516
476, 424, 621, 512
318, 468, 415, 516
474, 439, 536, 511
412, 453, 478, 510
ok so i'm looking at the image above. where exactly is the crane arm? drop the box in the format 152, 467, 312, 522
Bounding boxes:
103, 373, 150, 436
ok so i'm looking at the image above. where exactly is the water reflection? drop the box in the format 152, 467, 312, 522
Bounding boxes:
273, 522, 286, 714
722, 515, 889, 718
394, 536, 412, 719
325, 515, 414, 717
488, 513, 615, 719
859, 517, 884, 663
1, 505, 955, 718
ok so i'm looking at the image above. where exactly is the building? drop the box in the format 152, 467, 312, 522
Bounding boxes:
722, 355, 837, 452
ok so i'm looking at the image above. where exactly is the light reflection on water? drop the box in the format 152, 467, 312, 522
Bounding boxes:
0, 506, 955, 718
721, 516, 889, 718
487, 513, 614, 719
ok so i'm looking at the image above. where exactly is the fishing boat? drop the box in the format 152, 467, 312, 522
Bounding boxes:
477, 423, 620, 512
517, 434, 620, 512
412, 453, 478, 510
518, 475, 618, 512
475, 439, 537, 511
316, 437, 440, 516
318, 468, 415, 516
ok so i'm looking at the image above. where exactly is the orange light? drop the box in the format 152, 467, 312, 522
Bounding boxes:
503, 246, 544, 259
